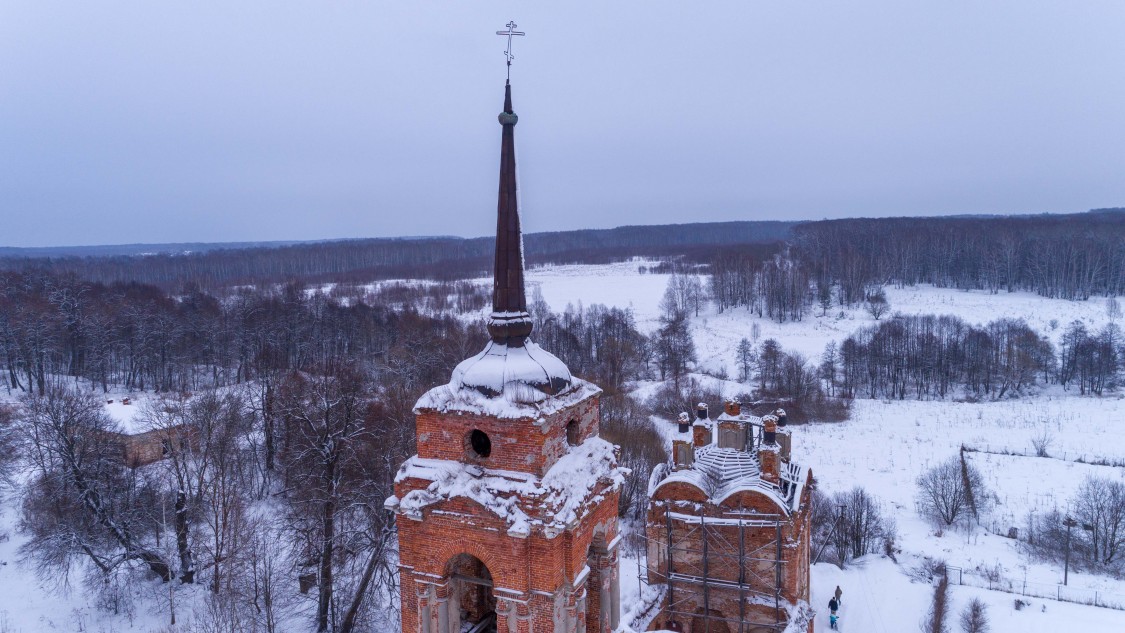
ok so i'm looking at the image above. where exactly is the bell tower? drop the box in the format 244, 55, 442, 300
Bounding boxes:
387, 35, 624, 633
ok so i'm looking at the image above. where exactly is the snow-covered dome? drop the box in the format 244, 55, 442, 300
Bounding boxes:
450, 339, 573, 404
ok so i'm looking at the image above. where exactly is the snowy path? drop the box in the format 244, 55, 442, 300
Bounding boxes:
812, 557, 1125, 633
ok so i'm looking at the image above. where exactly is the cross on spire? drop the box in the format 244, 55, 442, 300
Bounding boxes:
496, 21, 525, 80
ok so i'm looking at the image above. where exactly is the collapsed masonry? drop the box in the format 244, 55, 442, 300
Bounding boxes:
646, 403, 814, 633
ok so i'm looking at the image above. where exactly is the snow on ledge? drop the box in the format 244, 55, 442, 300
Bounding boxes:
414, 376, 601, 421
392, 437, 626, 535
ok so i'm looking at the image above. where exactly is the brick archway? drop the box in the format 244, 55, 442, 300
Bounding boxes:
429, 534, 512, 591
445, 554, 497, 632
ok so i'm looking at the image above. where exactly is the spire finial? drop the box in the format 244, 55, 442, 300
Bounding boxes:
495, 21, 525, 81
488, 54, 531, 346
441, 39, 574, 400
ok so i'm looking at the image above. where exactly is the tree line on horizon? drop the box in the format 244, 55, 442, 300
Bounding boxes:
0, 221, 794, 289
710, 209, 1125, 325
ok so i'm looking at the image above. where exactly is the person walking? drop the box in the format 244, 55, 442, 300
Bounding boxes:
828, 596, 839, 614
834, 585, 843, 606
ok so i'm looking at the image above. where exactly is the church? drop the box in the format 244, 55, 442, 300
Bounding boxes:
384, 55, 626, 632
645, 404, 814, 632
385, 28, 816, 633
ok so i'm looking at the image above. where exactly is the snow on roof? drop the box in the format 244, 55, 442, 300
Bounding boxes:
388, 437, 626, 536
414, 373, 601, 420
102, 393, 155, 434
650, 426, 808, 514
715, 410, 763, 425
449, 338, 572, 402
697, 445, 761, 483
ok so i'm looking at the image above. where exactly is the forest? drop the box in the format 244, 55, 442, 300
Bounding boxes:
1, 209, 1124, 630
0, 220, 793, 289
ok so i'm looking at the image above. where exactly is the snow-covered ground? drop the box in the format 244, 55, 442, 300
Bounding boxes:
517, 259, 1117, 373
1, 261, 1123, 632
520, 261, 1125, 633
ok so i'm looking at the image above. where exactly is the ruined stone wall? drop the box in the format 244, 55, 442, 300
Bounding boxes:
117, 425, 193, 468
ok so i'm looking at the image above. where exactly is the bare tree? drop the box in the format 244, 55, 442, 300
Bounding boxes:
1073, 475, 1125, 565
277, 362, 373, 632
18, 384, 172, 583
830, 487, 894, 564
865, 287, 890, 320
243, 521, 288, 633
0, 403, 19, 486
601, 394, 665, 520
917, 456, 987, 527
735, 338, 754, 382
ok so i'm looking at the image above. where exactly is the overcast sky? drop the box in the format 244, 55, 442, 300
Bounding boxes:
2, 2, 1124, 248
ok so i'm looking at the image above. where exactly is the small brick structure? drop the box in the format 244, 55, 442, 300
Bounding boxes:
646, 404, 814, 633
113, 425, 193, 468
385, 77, 624, 633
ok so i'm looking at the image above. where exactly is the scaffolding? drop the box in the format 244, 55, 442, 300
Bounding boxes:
639, 508, 790, 633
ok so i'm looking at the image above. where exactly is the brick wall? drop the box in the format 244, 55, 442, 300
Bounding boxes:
414, 394, 599, 477
397, 387, 621, 633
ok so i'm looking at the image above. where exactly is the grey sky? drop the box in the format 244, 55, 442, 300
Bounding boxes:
2, 2, 1123, 248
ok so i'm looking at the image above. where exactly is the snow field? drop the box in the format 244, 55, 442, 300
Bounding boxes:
516, 261, 1125, 632
516, 260, 1118, 376
0, 261, 1122, 632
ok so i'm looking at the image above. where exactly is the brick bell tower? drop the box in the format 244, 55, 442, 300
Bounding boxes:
385, 46, 625, 633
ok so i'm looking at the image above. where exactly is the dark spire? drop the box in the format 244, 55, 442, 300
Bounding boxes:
487, 80, 533, 346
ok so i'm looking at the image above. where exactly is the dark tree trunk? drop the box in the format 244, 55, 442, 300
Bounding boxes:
317, 458, 337, 632
175, 490, 195, 584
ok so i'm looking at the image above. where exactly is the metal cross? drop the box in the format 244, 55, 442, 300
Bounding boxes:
495, 21, 525, 79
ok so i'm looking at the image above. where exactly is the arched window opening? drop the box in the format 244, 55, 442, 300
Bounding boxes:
566, 420, 580, 446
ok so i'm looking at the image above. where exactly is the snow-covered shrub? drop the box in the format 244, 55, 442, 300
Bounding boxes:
908, 556, 948, 584
959, 598, 989, 633
1030, 427, 1054, 458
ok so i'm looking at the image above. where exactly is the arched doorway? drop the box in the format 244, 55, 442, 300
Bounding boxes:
446, 554, 497, 633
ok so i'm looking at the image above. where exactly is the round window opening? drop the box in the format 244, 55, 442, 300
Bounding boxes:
469, 429, 492, 458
